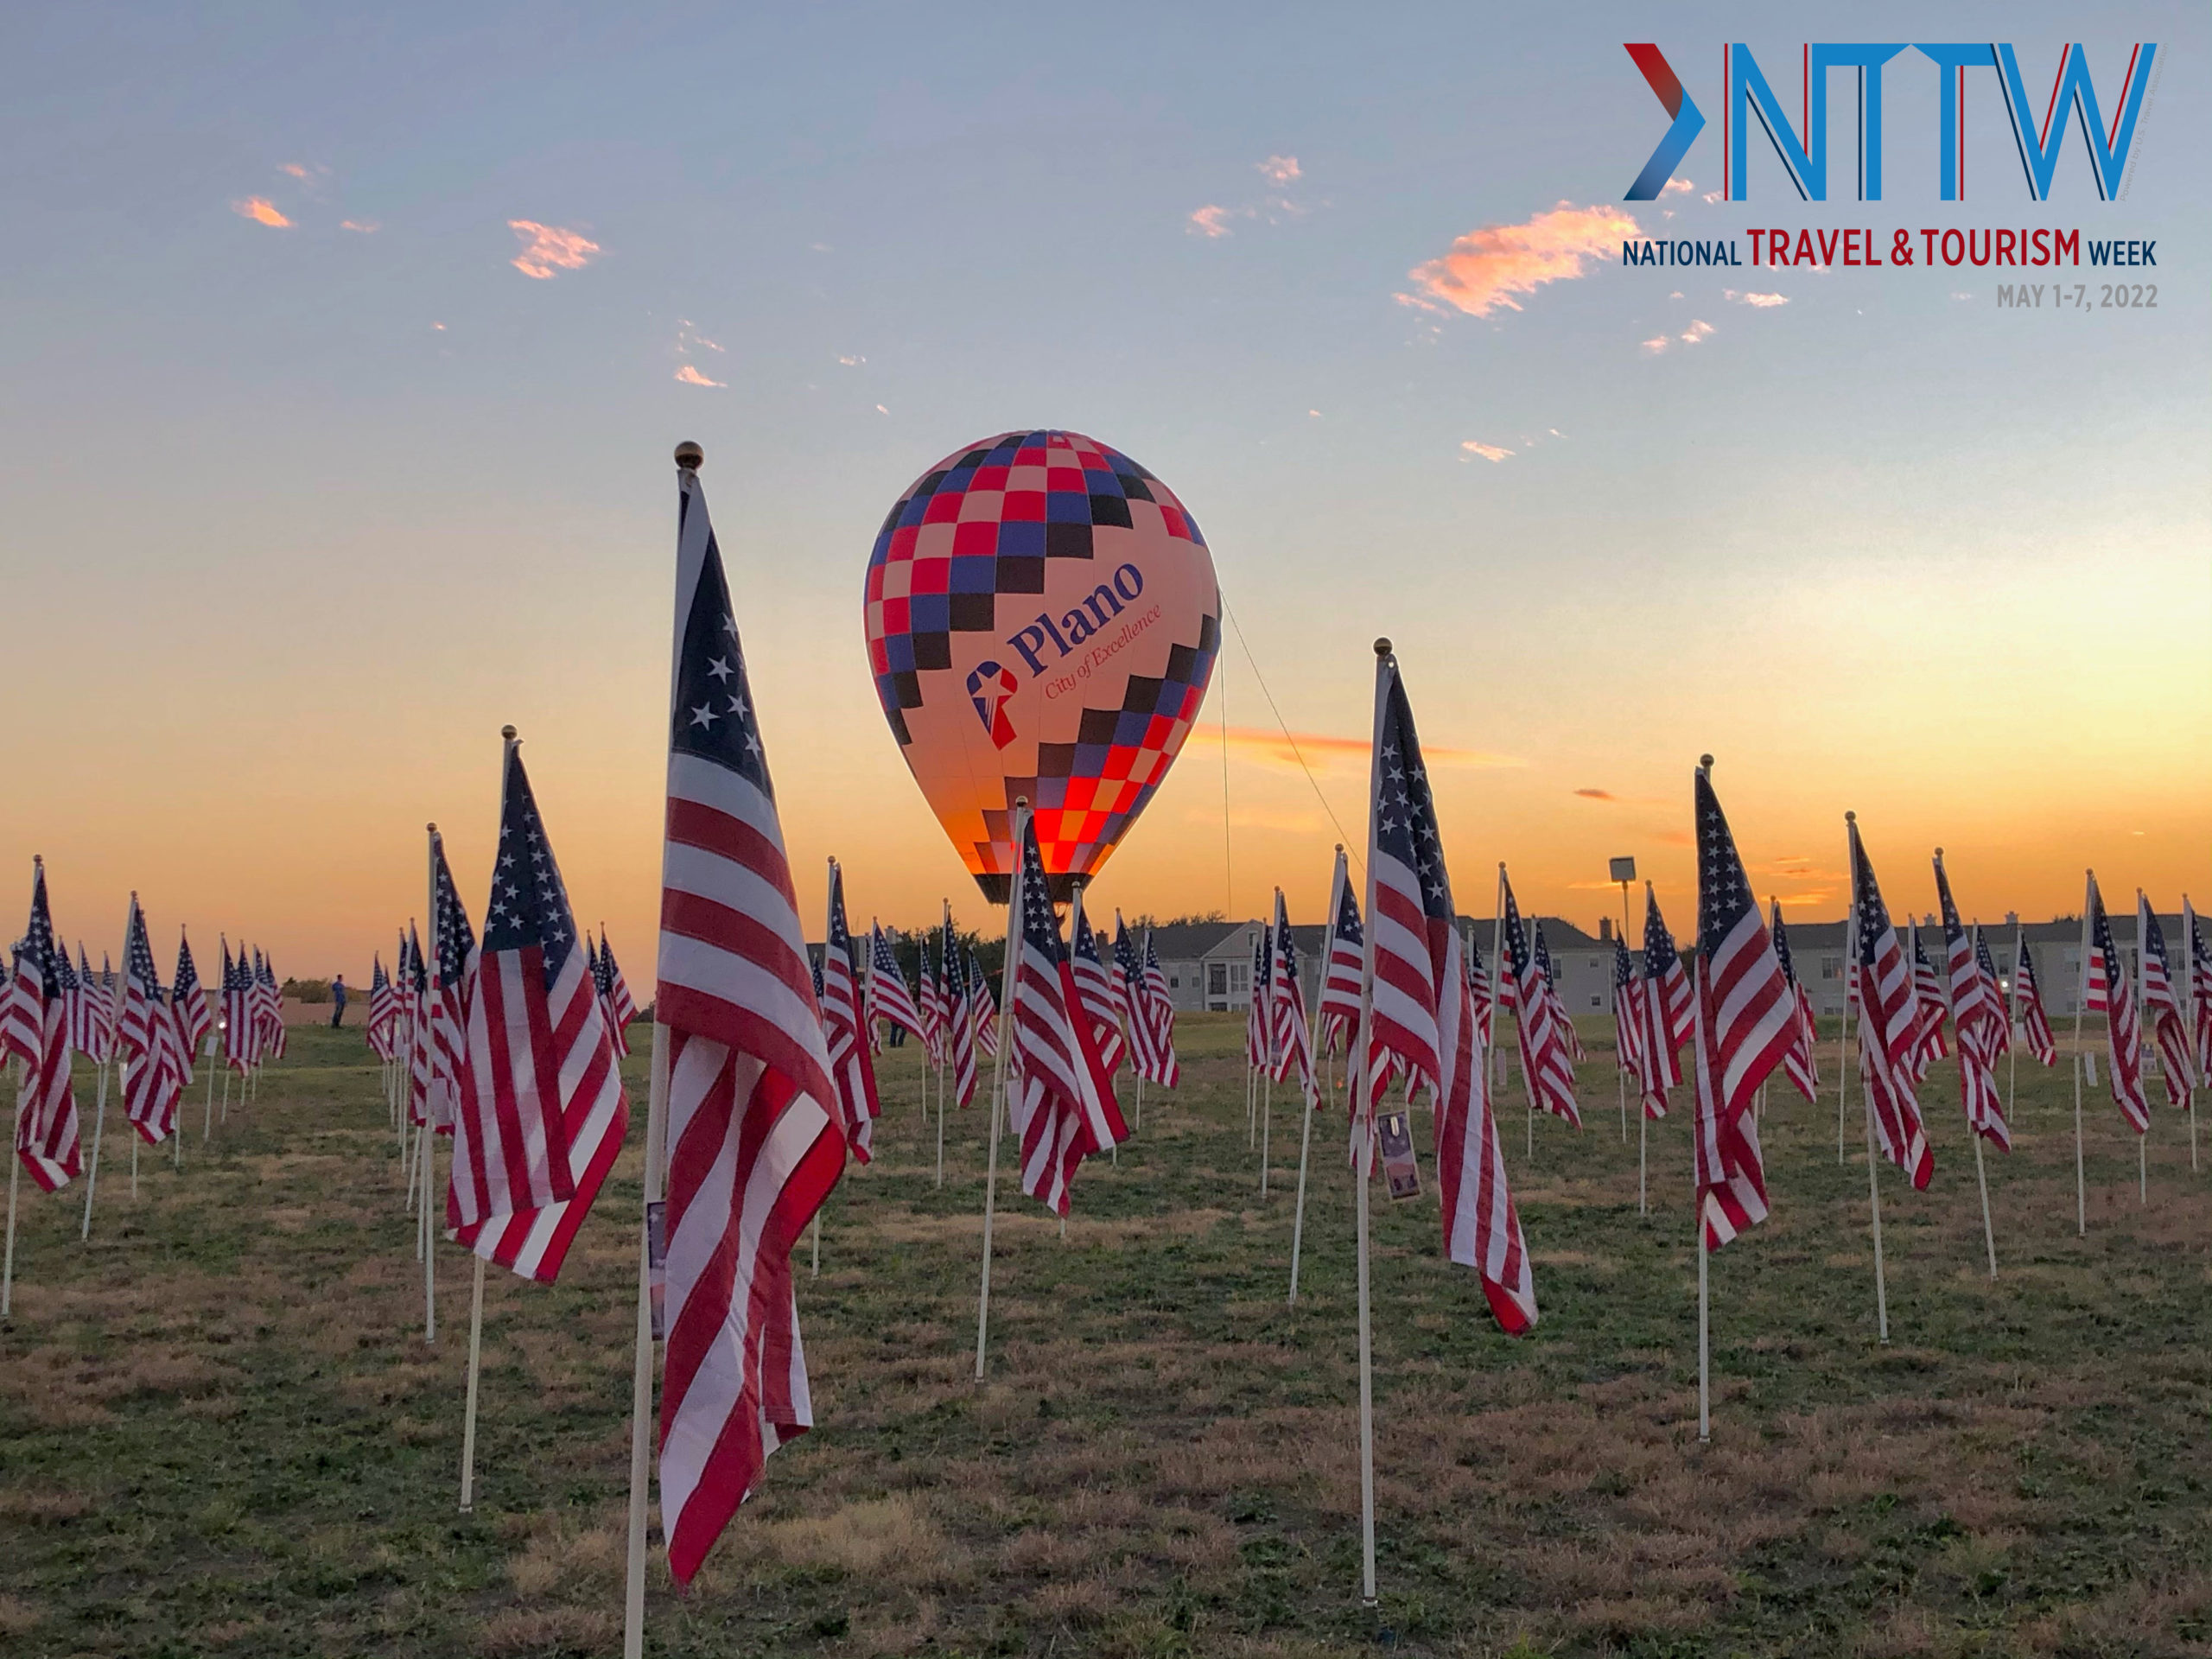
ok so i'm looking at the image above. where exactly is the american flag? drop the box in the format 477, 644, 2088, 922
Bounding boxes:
0, 929, 36, 1071
967, 946, 998, 1059
914, 932, 945, 1066
1500, 874, 1579, 1128
1974, 928, 2012, 1058
2187, 899, 2212, 1079
599, 926, 639, 1033
171, 930, 211, 1065
220, 939, 255, 1072
426, 836, 476, 1134
942, 934, 978, 1108
1691, 764, 1791, 1246
12, 861, 82, 1192
867, 924, 924, 1047
589, 937, 626, 1059
367, 954, 397, 1061
1636, 886, 1689, 1116
1113, 914, 1166, 1086
1244, 924, 1271, 1072
1319, 849, 1364, 1058
1847, 822, 1933, 1188
67, 945, 109, 1062
1004, 812, 1126, 1216
1934, 858, 2008, 1150
1906, 924, 1948, 1083
257, 950, 287, 1061
118, 897, 183, 1145
2083, 875, 2147, 1132
444, 741, 594, 1236
404, 923, 432, 1117
1268, 889, 1313, 1099
2138, 894, 2193, 1110
1611, 936, 1646, 1083
2012, 928, 2057, 1067
1364, 652, 1534, 1331
820, 861, 879, 1162
1138, 929, 1179, 1088
1069, 897, 1127, 1077
1768, 899, 1820, 1102
652, 459, 845, 1585
1465, 925, 1491, 1050
1533, 921, 1587, 1064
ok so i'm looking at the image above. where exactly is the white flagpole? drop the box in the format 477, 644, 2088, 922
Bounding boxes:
625, 441, 700, 1656
205, 1024, 219, 1142
1836, 918, 1852, 1166
458, 725, 518, 1510
1490, 875, 1506, 1126
422, 823, 440, 1345
459, 1254, 486, 1510
1846, 815, 1888, 1344
621, 1020, 671, 1659
80, 1039, 117, 1243
2138, 889, 2152, 1205
936, 901, 950, 1190
1351, 640, 1392, 1608
2075, 873, 2092, 1236
2188, 896, 2202, 1172
1696, 1214, 1709, 1443
1290, 849, 1342, 1306
2, 1086, 22, 1318
2007, 921, 2022, 1144
974, 799, 1027, 1382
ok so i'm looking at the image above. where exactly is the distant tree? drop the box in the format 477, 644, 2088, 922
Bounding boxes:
285, 977, 332, 1004
1128, 911, 1227, 929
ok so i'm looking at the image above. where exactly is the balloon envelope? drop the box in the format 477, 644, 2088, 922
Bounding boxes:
863, 429, 1220, 903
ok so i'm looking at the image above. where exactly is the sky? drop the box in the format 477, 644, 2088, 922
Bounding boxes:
1, 2, 2206, 979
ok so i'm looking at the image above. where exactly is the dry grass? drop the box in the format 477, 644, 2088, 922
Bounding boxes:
6, 1019, 2212, 1658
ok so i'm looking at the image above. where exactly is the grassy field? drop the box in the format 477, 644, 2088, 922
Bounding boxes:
5, 1013, 2212, 1658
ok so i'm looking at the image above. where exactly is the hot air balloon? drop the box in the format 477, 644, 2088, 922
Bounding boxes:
863, 429, 1220, 903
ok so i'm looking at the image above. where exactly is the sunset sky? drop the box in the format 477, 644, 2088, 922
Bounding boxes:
2, 3, 2205, 978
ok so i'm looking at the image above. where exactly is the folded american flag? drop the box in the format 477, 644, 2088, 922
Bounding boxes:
1847, 821, 1932, 1189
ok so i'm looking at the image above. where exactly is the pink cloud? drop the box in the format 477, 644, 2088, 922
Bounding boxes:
1187, 204, 1248, 238
508, 219, 601, 279
340, 219, 378, 233
1401, 202, 1637, 318
1257, 154, 1301, 185
1726, 289, 1788, 308
1662, 178, 1695, 195
674, 365, 725, 388
1460, 440, 1513, 463
1679, 319, 1714, 343
232, 197, 292, 228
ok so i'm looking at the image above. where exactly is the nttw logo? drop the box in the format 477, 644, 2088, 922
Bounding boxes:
1625, 41, 2158, 202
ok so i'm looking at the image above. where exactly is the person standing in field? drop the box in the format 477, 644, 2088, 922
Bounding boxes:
330, 974, 347, 1028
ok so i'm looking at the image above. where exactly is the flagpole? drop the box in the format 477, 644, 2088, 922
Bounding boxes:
2075, 873, 2091, 1236
1352, 640, 1393, 1608
2188, 898, 2201, 1172
81, 943, 120, 1237
937, 900, 950, 1190
1696, 1214, 1709, 1444
1618, 879, 1636, 1145
456, 725, 521, 1510
1836, 920, 1851, 1166
423, 823, 439, 1345
1246, 924, 1260, 1149
2138, 890, 2151, 1206
621, 1019, 671, 1659
975, 799, 1027, 1382
2, 1090, 22, 1318
1290, 852, 1339, 1306
2008, 921, 2022, 1145
1847, 815, 1888, 1344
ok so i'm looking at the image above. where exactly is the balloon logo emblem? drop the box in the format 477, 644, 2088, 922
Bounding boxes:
863, 429, 1220, 903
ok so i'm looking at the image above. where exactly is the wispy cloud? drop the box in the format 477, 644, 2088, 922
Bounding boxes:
1724, 289, 1788, 308
1460, 440, 1513, 463
674, 365, 725, 388
836, 353, 864, 366
1187, 203, 1248, 238
1573, 787, 1617, 801
1219, 725, 1524, 771
340, 219, 378, 233
507, 219, 601, 279
1662, 177, 1695, 196
1644, 319, 1715, 353
1399, 202, 1637, 319
1640, 334, 1670, 354
232, 197, 292, 228
1257, 154, 1301, 185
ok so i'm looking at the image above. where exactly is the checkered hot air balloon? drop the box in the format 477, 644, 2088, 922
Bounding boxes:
862, 430, 1220, 902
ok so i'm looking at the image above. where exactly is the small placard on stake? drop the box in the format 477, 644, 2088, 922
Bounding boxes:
1377, 1111, 1421, 1201
646, 1200, 669, 1340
